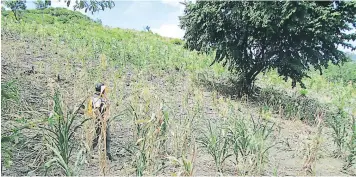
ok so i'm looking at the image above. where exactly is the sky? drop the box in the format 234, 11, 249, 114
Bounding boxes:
25, 0, 187, 39
12, 0, 356, 54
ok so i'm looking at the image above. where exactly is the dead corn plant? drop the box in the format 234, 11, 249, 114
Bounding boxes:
125, 103, 169, 176
167, 141, 197, 176
302, 111, 324, 175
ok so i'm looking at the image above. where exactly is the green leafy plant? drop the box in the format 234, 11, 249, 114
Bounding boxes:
41, 89, 90, 176
324, 60, 356, 85
1, 80, 20, 114
3, 0, 27, 20
327, 109, 349, 157
227, 116, 276, 175
344, 115, 356, 170
300, 89, 308, 97
197, 121, 232, 173
180, 1, 356, 94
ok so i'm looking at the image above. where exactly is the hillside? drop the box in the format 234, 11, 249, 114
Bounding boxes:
1, 8, 356, 176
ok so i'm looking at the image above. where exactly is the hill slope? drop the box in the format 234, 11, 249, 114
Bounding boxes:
1, 8, 356, 176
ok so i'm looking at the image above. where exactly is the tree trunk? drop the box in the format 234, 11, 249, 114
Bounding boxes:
238, 66, 264, 96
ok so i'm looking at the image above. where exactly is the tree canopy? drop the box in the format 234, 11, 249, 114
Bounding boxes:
61, 0, 115, 14
3, 0, 27, 20
34, 0, 51, 9
3, 0, 115, 16
179, 1, 356, 94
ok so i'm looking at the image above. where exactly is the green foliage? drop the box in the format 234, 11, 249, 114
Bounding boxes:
94, 18, 102, 25
61, 0, 115, 14
2, 8, 217, 76
1, 126, 26, 168
170, 38, 183, 45
327, 109, 349, 157
3, 0, 27, 20
197, 121, 232, 173
2, 6, 9, 16
227, 117, 276, 175
180, 1, 356, 94
26, 7, 94, 24
1, 80, 19, 102
34, 0, 51, 9
1, 80, 20, 114
324, 61, 356, 84
42, 90, 90, 176
257, 87, 328, 123
299, 89, 308, 97
344, 115, 356, 170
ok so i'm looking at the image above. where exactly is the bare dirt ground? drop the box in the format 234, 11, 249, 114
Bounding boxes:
1, 34, 355, 176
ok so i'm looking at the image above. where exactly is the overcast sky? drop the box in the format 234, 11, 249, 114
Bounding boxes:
19, 0, 356, 54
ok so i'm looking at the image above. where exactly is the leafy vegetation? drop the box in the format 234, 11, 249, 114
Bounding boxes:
41, 90, 90, 175
3, 0, 27, 20
197, 121, 231, 173
1, 5, 356, 176
34, 0, 51, 10
180, 1, 356, 94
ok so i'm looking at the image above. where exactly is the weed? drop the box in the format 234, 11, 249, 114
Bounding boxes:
1, 80, 20, 114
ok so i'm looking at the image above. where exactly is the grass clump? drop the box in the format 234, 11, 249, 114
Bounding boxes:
257, 87, 328, 123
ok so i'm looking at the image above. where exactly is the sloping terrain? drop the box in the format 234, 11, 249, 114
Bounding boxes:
1, 8, 356, 176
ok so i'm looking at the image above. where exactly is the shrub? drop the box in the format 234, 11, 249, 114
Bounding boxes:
324, 61, 356, 84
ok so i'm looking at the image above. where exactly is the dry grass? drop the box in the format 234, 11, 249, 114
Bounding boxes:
2, 9, 356, 176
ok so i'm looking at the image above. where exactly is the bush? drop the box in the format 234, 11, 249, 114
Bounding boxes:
324, 61, 356, 84
170, 38, 184, 45
257, 87, 330, 123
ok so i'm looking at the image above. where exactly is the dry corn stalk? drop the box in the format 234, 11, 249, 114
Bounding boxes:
302, 111, 324, 175
99, 100, 111, 176
99, 118, 108, 176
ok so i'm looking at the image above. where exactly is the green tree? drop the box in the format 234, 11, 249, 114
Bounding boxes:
179, 1, 356, 94
61, 0, 115, 14
34, 0, 51, 9
3, 0, 27, 21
